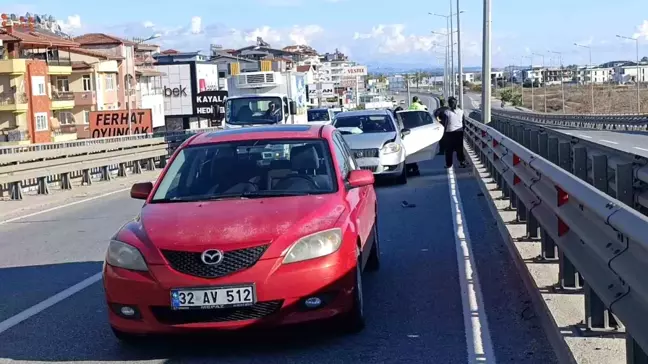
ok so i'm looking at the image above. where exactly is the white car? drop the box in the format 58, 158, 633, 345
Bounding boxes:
332, 109, 443, 184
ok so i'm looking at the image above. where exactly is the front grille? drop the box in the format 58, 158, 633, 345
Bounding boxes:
150, 300, 283, 325
360, 166, 378, 172
352, 148, 379, 159
161, 245, 269, 278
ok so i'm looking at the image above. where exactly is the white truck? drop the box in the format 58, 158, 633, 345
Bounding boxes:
223, 71, 308, 128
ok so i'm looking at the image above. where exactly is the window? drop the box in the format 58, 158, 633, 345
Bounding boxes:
334, 132, 358, 171
55, 111, 75, 125
31, 76, 46, 96
35, 112, 48, 131
105, 74, 115, 90
397, 111, 435, 129
331, 133, 350, 178
83, 110, 90, 124
333, 114, 396, 134
82, 75, 92, 91
56, 77, 70, 92
150, 139, 337, 203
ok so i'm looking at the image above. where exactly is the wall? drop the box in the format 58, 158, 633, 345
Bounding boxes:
155, 63, 193, 116
26, 60, 51, 144
140, 93, 164, 128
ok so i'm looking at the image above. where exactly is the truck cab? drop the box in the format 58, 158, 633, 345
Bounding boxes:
224, 94, 297, 129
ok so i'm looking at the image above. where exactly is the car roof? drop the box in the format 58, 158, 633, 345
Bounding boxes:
186, 124, 335, 146
335, 109, 391, 118
396, 109, 429, 113
309, 108, 330, 112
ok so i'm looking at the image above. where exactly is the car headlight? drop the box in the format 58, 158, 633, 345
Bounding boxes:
283, 228, 343, 264
381, 142, 402, 154
106, 240, 148, 271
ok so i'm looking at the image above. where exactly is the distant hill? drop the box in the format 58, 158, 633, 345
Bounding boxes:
366, 64, 483, 75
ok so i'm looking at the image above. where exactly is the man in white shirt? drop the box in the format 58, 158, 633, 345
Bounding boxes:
442, 97, 468, 168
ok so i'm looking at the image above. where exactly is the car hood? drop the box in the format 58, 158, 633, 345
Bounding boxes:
138, 194, 344, 253
340, 131, 397, 150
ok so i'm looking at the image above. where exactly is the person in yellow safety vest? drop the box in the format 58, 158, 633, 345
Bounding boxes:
408, 96, 427, 110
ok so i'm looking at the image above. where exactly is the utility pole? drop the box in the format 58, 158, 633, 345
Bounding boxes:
456, 0, 464, 107
616, 35, 641, 113
448, 0, 454, 96
549, 50, 565, 113
574, 43, 594, 113
532, 52, 547, 112
481, 0, 491, 124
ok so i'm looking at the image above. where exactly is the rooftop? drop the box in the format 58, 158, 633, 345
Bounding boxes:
0, 27, 78, 47
74, 33, 135, 46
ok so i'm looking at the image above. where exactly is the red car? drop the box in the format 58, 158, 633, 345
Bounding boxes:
103, 124, 380, 342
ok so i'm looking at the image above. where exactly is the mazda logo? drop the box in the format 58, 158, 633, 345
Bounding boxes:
201, 249, 224, 265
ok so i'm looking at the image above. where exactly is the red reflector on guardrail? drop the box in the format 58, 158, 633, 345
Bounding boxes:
558, 217, 569, 237
482, 130, 487, 137
493, 140, 499, 148
513, 175, 521, 185
556, 186, 569, 207
513, 154, 520, 166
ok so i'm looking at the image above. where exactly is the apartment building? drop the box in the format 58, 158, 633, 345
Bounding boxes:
0, 18, 78, 145
73, 33, 137, 111
577, 67, 613, 84
614, 64, 648, 84
134, 42, 164, 130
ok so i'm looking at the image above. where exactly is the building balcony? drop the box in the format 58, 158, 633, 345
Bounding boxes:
0, 91, 28, 112
0, 59, 27, 74
74, 91, 96, 106
51, 91, 75, 110
47, 59, 73, 75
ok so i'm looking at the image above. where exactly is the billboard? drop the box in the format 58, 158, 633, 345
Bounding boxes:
343, 66, 368, 76
155, 63, 193, 116
195, 63, 220, 92
89, 109, 153, 138
340, 77, 357, 88
195, 90, 228, 122
321, 83, 335, 97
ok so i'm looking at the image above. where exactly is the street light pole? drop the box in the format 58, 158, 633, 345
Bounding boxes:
456, 0, 464, 107
481, 0, 491, 124
523, 55, 534, 111
574, 43, 594, 114
532, 52, 546, 112
616, 35, 641, 113
448, 0, 454, 96
127, 34, 161, 134
549, 50, 565, 113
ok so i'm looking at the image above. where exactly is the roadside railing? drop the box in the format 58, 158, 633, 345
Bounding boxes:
0, 127, 222, 200
487, 113, 648, 216
464, 116, 648, 364
492, 109, 648, 132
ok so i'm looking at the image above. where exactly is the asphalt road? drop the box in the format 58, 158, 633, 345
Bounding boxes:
461, 93, 648, 159
0, 157, 559, 363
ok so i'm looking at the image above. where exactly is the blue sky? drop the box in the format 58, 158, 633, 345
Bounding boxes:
3, 0, 648, 68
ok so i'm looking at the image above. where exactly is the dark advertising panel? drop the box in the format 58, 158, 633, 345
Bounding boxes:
89, 109, 153, 138
195, 90, 228, 127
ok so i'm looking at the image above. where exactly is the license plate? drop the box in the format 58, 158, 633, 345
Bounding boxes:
171, 285, 256, 310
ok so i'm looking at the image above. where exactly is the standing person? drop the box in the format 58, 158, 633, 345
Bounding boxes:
434, 98, 449, 155
408, 96, 426, 110
443, 96, 468, 168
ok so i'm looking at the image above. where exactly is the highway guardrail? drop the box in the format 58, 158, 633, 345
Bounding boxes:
492, 109, 648, 132
464, 116, 648, 364
487, 113, 648, 217
0, 127, 222, 200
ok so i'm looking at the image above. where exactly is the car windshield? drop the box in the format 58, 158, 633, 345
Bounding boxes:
333, 114, 395, 134
397, 111, 436, 129
226, 96, 284, 125
150, 139, 337, 203
308, 109, 330, 122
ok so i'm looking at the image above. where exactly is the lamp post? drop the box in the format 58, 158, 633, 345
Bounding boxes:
481, 0, 491, 124
127, 33, 161, 133
532, 52, 546, 112
430, 11, 464, 97
523, 55, 534, 111
548, 50, 565, 113
456, 0, 464, 107
574, 43, 594, 113
616, 34, 641, 113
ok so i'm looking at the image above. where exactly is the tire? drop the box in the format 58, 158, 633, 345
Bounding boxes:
395, 163, 407, 185
111, 327, 148, 345
339, 251, 366, 333
365, 215, 380, 272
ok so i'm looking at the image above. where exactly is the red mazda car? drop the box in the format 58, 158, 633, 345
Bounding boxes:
103, 124, 380, 342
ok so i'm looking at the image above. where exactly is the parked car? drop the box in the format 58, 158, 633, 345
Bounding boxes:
394, 109, 445, 173
332, 109, 441, 184
103, 124, 380, 342
307, 108, 335, 125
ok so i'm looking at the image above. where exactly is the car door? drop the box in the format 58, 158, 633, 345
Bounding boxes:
332, 132, 373, 263
397, 111, 444, 164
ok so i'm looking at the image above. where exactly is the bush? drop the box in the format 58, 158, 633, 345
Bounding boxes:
511, 93, 522, 106
470, 84, 482, 92
499, 88, 513, 102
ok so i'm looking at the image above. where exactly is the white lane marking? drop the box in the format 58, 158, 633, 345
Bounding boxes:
0, 187, 131, 226
599, 139, 619, 145
0, 272, 103, 335
634, 147, 648, 152
447, 167, 497, 364
578, 134, 593, 139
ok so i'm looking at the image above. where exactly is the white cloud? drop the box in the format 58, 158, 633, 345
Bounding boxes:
633, 20, 648, 40
142, 21, 155, 29
57, 14, 82, 33
190, 16, 202, 34
353, 24, 443, 54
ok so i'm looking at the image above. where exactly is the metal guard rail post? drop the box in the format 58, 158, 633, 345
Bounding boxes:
464, 117, 648, 364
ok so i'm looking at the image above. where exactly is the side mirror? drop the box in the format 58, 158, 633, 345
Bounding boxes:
130, 182, 153, 200
289, 101, 297, 115
401, 128, 411, 138
347, 170, 375, 188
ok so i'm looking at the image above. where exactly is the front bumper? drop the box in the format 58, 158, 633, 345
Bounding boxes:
104, 247, 357, 334
355, 150, 405, 176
